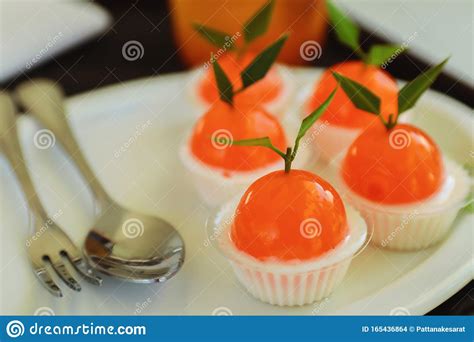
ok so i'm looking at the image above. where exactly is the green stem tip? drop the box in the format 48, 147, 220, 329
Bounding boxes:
284, 147, 292, 173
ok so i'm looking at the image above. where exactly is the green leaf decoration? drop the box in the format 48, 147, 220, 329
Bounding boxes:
231, 136, 286, 158
243, 0, 275, 44
327, 0, 360, 52
193, 23, 235, 50
366, 44, 405, 66
398, 58, 448, 114
212, 58, 234, 105
240, 34, 288, 89
332, 72, 380, 115
293, 88, 337, 157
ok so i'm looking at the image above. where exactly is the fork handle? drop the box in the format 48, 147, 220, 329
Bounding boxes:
0, 92, 49, 222
15, 80, 112, 208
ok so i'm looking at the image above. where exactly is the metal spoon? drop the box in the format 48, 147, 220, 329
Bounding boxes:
15, 80, 185, 283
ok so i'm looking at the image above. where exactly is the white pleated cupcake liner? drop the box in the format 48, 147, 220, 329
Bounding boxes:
337, 158, 470, 251
187, 65, 295, 119
352, 204, 460, 250
230, 258, 352, 306
210, 198, 368, 306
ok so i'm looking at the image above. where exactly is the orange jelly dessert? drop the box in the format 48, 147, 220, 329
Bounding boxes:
331, 58, 468, 251
231, 169, 348, 261
300, 1, 409, 161
333, 58, 449, 206
212, 87, 368, 305
182, 34, 290, 205
342, 123, 444, 204
306, 1, 403, 129
190, 99, 286, 172
198, 52, 283, 107
307, 61, 398, 128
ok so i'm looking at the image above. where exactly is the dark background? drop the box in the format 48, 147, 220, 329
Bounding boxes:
2, 0, 473, 315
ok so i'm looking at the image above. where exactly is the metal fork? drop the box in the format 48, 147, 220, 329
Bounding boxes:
0, 92, 101, 297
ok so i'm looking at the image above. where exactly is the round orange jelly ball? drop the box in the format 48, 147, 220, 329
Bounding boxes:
190, 99, 286, 172
198, 52, 283, 106
307, 60, 398, 128
231, 170, 349, 261
342, 123, 445, 204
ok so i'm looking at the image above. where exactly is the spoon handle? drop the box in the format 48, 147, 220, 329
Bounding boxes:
0, 92, 50, 224
15, 80, 112, 208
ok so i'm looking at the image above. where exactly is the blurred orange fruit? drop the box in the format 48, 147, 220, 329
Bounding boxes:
168, 0, 328, 66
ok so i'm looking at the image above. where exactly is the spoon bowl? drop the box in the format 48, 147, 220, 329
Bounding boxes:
84, 202, 184, 283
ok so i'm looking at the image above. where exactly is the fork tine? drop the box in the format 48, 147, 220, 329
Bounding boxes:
35, 268, 63, 297
62, 252, 102, 286
50, 260, 82, 292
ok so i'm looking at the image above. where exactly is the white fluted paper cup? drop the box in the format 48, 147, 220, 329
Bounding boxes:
207, 197, 369, 306
336, 158, 471, 251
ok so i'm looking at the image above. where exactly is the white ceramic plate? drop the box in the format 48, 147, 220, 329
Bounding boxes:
0, 67, 472, 315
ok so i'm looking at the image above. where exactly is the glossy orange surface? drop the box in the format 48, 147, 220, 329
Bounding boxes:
342, 123, 445, 204
307, 61, 398, 128
190, 100, 286, 172
232, 170, 348, 261
198, 52, 283, 106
